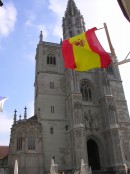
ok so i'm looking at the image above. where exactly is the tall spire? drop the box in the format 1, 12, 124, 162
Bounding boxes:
62, 0, 85, 39
65, 0, 79, 17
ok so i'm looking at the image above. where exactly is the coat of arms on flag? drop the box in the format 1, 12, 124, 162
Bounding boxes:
0, 97, 7, 112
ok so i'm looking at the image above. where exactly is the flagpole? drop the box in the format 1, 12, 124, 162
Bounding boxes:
103, 23, 130, 65
103, 23, 116, 58
114, 52, 130, 65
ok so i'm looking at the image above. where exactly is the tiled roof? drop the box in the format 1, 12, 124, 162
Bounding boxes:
0, 146, 9, 159
17, 115, 37, 123
27, 115, 37, 121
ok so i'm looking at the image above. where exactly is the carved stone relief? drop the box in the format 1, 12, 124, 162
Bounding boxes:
84, 110, 102, 131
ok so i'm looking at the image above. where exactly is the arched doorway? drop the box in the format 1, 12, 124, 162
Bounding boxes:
87, 139, 101, 170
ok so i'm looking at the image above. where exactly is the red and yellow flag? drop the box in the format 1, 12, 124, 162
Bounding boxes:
62, 27, 112, 71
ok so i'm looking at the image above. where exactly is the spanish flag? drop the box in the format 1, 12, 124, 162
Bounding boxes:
62, 27, 112, 71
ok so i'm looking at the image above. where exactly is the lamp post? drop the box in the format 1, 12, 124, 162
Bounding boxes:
0, 0, 3, 6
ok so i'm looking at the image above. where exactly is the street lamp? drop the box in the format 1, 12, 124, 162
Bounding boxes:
0, 0, 3, 6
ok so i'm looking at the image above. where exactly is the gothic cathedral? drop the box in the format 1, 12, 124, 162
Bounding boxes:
8, 0, 130, 174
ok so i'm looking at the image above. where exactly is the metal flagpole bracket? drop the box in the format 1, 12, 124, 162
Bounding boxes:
114, 51, 130, 65
97, 27, 104, 30
103, 23, 130, 66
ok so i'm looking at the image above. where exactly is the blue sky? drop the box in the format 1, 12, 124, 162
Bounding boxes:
0, 0, 130, 145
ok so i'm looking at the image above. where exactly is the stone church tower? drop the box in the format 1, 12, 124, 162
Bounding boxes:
8, 0, 130, 174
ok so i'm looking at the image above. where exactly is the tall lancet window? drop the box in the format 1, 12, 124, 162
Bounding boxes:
80, 81, 93, 101
17, 136, 23, 151
28, 136, 36, 150
47, 54, 56, 65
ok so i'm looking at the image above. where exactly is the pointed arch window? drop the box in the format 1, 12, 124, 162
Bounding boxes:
17, 137, 23, 151
80, 81, 93, 101
47, 54, 56, 65
28, 136, 36, 150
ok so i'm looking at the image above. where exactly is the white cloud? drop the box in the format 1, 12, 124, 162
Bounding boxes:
48, 0, 66, 38
25, 15, 48, 39
0, 101, 34, 145
27, 101, 34, 117
49, 0, 66, 17
52, 24, 62, 38
0, 112, 13, 145
24, 14, 36, 28
0, 2, 17, 37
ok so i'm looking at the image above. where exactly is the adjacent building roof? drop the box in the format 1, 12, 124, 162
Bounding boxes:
0, 146, 9, 160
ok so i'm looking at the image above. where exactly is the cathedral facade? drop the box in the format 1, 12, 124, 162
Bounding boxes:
8, 0, 130, 174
